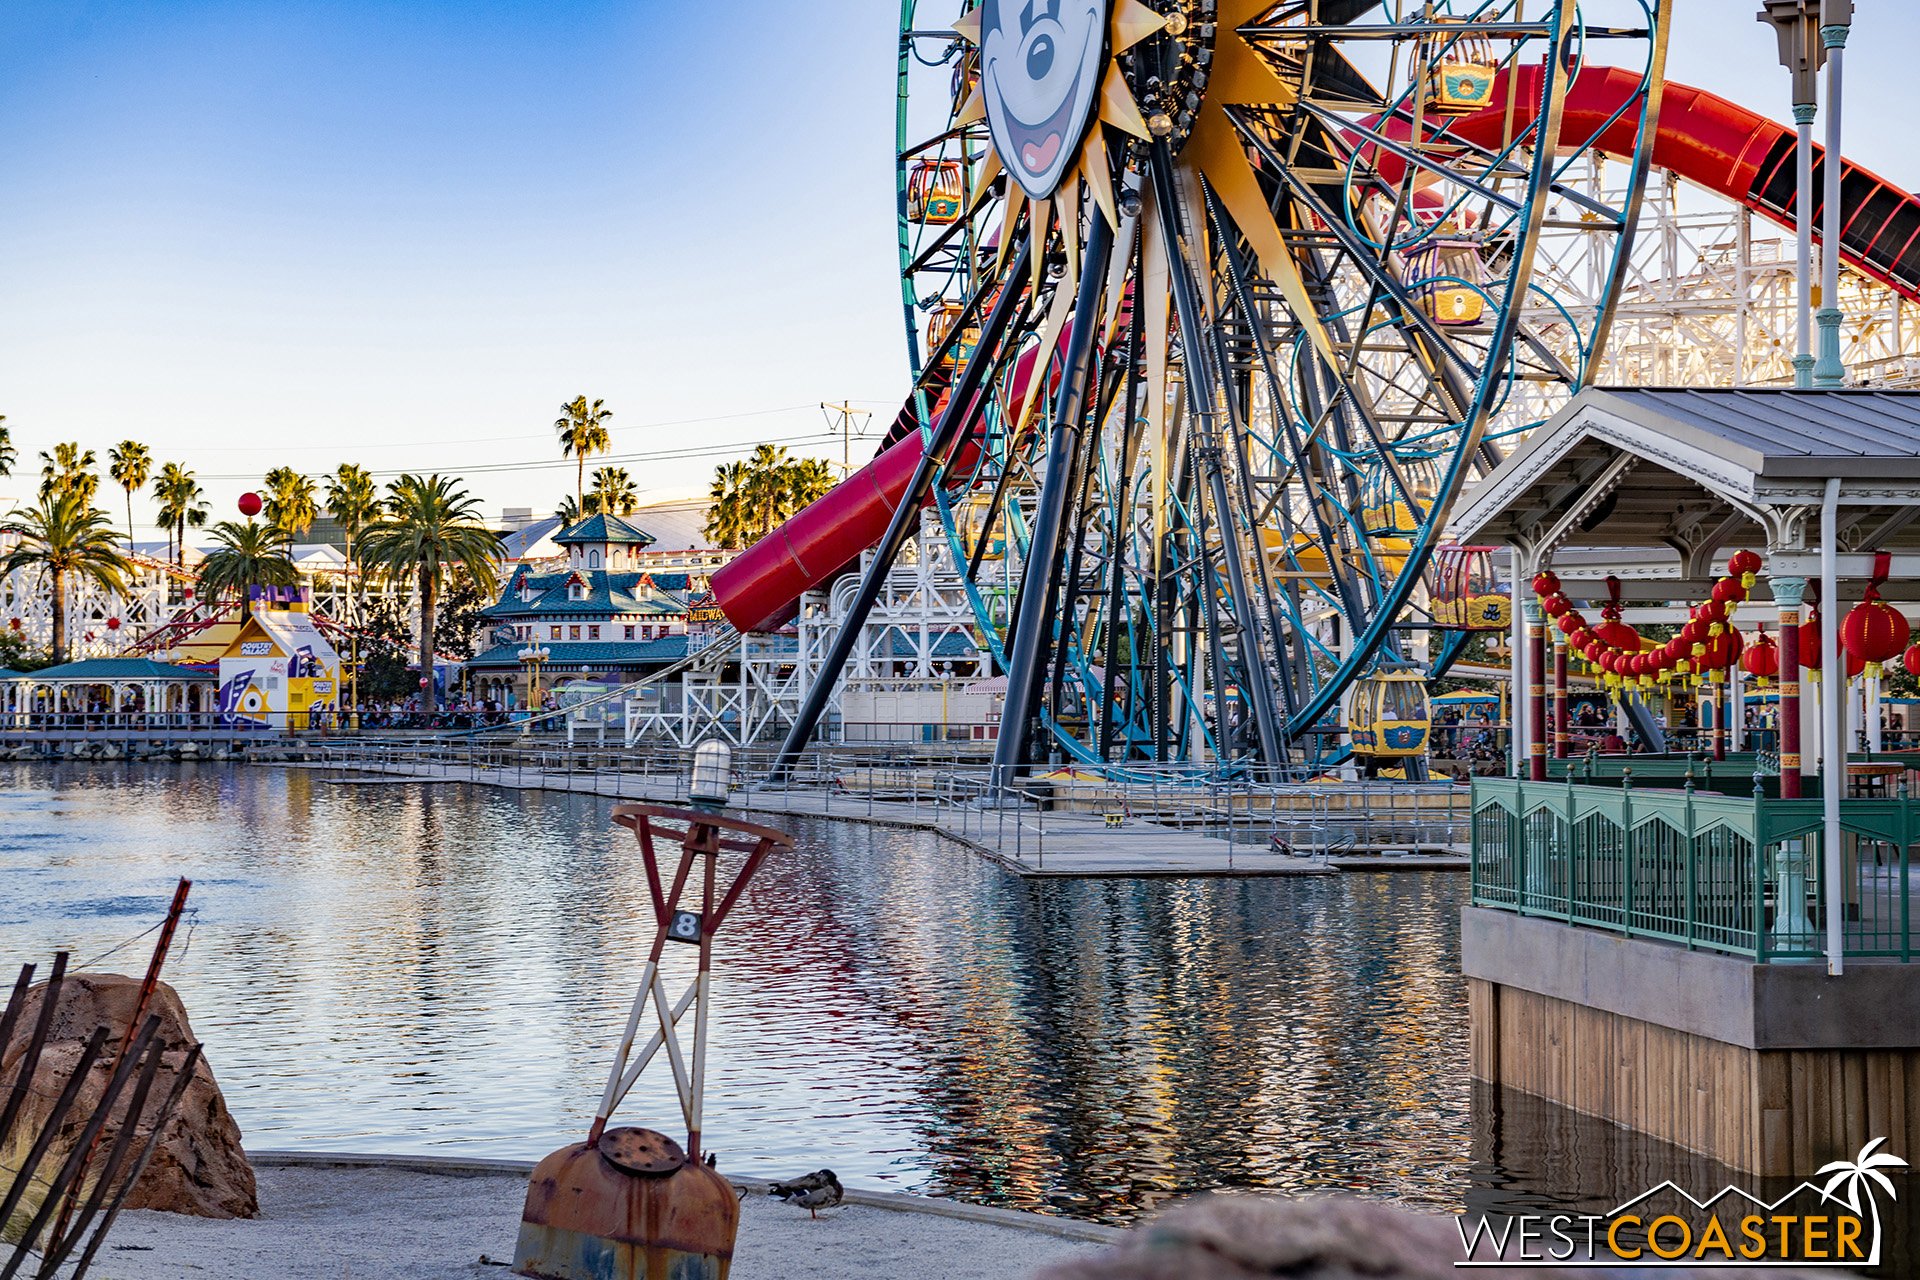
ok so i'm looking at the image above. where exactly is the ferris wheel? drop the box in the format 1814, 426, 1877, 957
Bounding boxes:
887, 0, 1669, 776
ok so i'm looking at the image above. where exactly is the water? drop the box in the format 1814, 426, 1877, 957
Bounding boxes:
0, 762, 1908, 1264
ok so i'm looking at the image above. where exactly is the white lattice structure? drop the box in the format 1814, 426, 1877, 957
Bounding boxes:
0, 545, 186, 660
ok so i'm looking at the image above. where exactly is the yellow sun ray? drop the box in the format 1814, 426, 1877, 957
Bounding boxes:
1110, 0, 1168, 54
1099, 65, 1152, 140
1082, 128, 1117, 232
950, 8, 980, 44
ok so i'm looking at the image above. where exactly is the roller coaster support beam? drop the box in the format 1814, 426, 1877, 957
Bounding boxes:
772, 239, 1032, 778
991, 214, 1114, 797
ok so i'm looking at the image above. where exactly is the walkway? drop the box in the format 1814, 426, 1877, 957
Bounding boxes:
306, 756, 1469, 878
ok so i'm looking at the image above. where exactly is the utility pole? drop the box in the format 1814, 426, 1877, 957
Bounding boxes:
820, 401, 873, 477
1759, 0, 1824, 388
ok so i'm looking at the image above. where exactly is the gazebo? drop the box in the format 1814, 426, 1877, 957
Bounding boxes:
6, 657, 217, 730
1442, 386, 1920, 1180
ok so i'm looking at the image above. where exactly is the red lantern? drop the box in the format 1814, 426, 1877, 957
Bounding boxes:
1842, 596, 1910, 679
1532, 570, 1560, 596
1594, 617, 1639, 651
1904, 642, 1920, 679
1801, 611, 1867, 681
1711, 577, 1746, 608
1542, 592, 1570, 617
1697, 598, 1727, 635
1557, 612, 1582, 636
1741, 628, 1779, 686
1728, 550, 1763, 586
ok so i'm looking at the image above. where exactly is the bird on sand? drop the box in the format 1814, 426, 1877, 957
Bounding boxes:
769, 1170, 843, 1218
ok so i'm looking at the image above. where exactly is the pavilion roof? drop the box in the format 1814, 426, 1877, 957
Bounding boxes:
25, 658, 215, 682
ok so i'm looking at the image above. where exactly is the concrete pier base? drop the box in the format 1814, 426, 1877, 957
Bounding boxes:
1463, 908, 1920, 1176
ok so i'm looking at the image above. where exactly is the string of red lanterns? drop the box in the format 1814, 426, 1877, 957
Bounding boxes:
1532, 551, 1763, 691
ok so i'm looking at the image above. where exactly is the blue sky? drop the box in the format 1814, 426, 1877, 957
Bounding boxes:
0, 1, 1912, 533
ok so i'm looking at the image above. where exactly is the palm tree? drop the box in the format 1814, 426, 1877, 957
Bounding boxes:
554, 493, 582, 527
703, 460, 750, 550
0, 492, 131, 663
107, 441, 152, 551
262, 466, 318, 551
151, 464, 209, 569
588, 465, 639, 517
1817, 1139, 1907, 1264
0, 416, 14, 479
196, 521, 298, 616
323, 464, 380, 619
38, 444, 98, 506
785, 456, 834, 513
357, 474, 502, 713
555, 395, 614, 516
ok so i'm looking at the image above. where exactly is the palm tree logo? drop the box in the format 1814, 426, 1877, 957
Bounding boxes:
1815, 1138, 1908, 1266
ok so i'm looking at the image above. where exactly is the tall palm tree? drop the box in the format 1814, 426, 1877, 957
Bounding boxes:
196, 521, 298, 616
0, 415, 14, 479
323, 463, 380, 620
703, 460, 750, 550
555, 395, 614, 516
262, 466, 318, 551
357, 474, 502, 713
554, 493, 582, 527
0, 492, 130, 663
587, 465, 639, 517
107, 441, 152, 551
38, 444, 98, 506
151, 464, 209, 569
785, 456, 834, 513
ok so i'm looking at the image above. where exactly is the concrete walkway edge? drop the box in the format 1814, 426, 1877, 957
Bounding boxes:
250, 1149, 1128, 1245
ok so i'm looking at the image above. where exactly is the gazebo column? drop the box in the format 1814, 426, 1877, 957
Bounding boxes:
1773, 575, 1805, 798
1525, 599, 1547, 781
1552, 633, 1569, 760
1711, 677, 1727, 761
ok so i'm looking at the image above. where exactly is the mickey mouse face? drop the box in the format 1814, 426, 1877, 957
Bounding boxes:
980, 0, 1108, 199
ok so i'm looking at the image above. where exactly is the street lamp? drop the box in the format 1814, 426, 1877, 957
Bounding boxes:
1759, 0, 1825, 387
1812, 0, 1853, 388
518, 643, 551, 730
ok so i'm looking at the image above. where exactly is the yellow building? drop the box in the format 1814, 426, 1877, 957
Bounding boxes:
215, 588, 341, 732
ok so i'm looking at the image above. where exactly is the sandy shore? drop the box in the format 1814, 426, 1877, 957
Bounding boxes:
90, 1157, 1110, 1280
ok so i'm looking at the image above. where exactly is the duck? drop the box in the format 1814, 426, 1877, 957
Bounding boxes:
769, 1169, 843, 1219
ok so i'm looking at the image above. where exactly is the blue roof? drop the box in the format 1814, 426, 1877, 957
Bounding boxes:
465, 637, 690, 669
0, 667, 21, 680
553, 514, 655, 546
484, 569, 687, 620
27, 658, 214, 681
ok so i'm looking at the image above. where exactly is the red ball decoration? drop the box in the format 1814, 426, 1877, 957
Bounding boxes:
1532, 571, 1560, 596
106, 616, 121, 631
6, 618, 19, 632
237, 491, 263, 518
1742, 629, 1779, 686
1842, 596, 1910, 678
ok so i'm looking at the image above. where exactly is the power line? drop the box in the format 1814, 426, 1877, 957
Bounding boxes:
170, 404, 833, 455
189, 431, 848, 481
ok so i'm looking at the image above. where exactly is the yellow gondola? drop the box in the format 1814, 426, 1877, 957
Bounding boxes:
1421, 20, 1497, 116
1349, 671, 1431, 762
926, 302, 980, 369
1408, 237, 1487, 326
907, 160, 965, 225
1432, 545, 1510, 630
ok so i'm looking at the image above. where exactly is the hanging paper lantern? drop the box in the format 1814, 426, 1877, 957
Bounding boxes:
1557, 612, 1582, 636
1542, 592, 1570, 617
1801, 610, 1867, 682
1711, 577, 1746, 610
1741, 627, 1779, 687
1841, 557, 1910, 678
1728, 549, 1764, 589
1594, 616, 1639, 651
1532, 570, 1560, 596
1698, 598, 1727, 637
1904, 642, 1920, 679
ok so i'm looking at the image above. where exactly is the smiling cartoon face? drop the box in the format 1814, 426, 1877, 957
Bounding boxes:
979, 0, 1109, 200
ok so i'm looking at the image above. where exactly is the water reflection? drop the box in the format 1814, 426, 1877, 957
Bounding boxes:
3, 761, 1890, 1245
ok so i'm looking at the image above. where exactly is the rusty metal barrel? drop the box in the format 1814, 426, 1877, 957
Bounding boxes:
513, 1128, 738, 1280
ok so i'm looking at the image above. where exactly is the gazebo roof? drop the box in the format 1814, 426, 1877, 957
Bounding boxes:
26, 658, 215, 682
553, 514, 656, 547
1446, 387, 1920, 598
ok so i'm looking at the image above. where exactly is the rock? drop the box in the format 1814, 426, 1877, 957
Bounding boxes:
1, 974, 258, 1220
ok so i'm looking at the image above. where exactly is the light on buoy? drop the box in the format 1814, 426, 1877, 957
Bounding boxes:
689, 739, 733, 807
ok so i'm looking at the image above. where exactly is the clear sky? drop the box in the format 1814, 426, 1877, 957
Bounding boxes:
0, 1, 1913, 535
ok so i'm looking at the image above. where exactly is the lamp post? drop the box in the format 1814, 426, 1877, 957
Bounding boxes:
518, 643, 550, 732
1759, 1, 1825, 388
1814, 0, 1853, 387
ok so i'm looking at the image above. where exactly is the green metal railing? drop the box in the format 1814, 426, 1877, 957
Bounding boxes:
1470, 779, 1915, 962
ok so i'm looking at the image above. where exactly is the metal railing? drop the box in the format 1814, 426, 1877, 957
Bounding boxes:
1470, 778, 1916, 962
